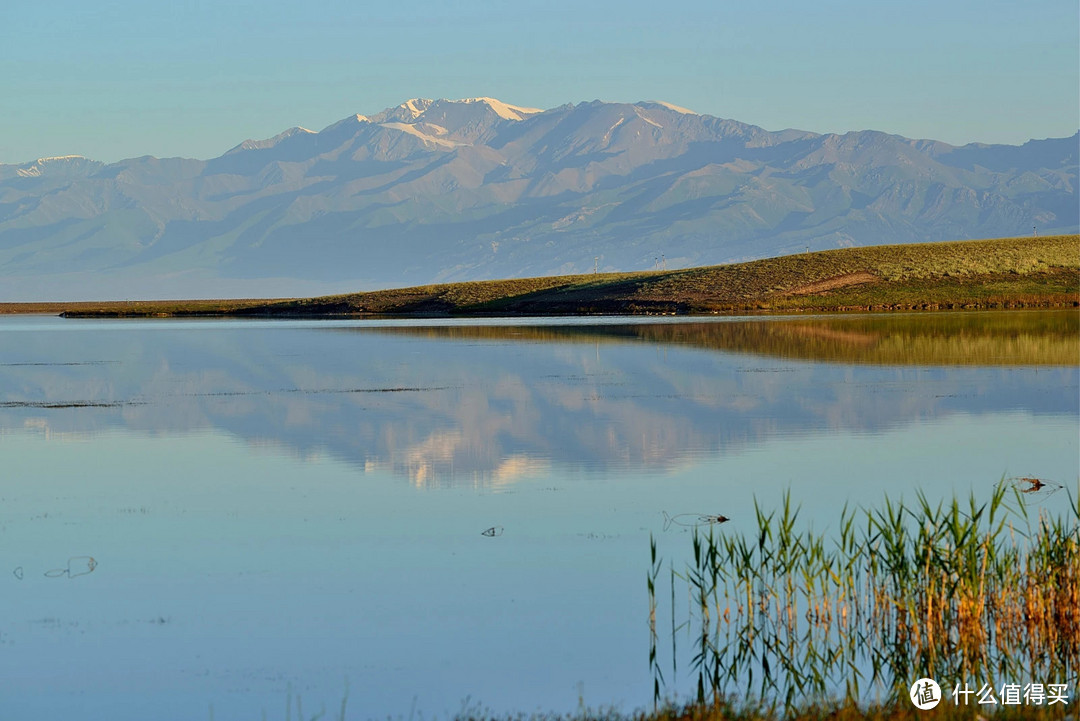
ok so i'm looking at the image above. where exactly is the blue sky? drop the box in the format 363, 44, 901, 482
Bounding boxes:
2, 0, 1077, 163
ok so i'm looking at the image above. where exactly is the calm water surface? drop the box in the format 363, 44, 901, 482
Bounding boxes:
0, 312, 1076, 720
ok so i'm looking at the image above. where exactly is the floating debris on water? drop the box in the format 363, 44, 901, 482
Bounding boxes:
44, 556, 97, 579
0, 361, 119, 367
0, 400, 140, 409
13, 566, 23, 581
662, 511, 730, 531
481, 526, 504, 537
286, 386, 456, 395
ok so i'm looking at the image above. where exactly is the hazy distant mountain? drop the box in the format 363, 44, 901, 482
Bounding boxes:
1, 97, 1076, 300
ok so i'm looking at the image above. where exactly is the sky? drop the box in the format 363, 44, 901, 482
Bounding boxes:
1, 0, 1077, 164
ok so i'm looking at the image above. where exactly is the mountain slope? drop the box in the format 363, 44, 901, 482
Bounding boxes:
0, 98, 1075, 300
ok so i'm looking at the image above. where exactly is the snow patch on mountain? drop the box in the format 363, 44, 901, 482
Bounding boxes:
369, 99, 437, 124
367, 97, 542, 126
14, 155, 100, 177
634, 108, 664, 129
647, 101, 697, 115
404, 98, 432, 118
458, 97, 543, 120
380, 122, 462, 149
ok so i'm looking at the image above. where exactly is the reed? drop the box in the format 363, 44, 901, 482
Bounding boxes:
648, 482, 1079, 714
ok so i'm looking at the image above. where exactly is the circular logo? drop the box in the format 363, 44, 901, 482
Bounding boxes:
910, 678, 942, 710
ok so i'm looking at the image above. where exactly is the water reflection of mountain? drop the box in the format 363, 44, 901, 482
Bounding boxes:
1, 313, 1076, 486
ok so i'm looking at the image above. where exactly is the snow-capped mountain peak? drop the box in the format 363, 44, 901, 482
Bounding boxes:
0, 98, 1074, 302
402, 98, 433, 118
456, 97, 543, 120
643, 100, 698, 115
368, 97, 541, 126
359, 97, 543, 145
369, 99, 436, 125
13, 155, 101, 178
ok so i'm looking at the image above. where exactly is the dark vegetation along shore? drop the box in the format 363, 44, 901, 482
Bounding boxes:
3, 234, 1076, 318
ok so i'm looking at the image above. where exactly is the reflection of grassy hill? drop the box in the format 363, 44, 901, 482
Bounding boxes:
12, 234, 1077, 317
364, 311, 1079, 366
632, 312, 1080, 365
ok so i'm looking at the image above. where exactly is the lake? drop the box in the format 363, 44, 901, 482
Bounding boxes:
0, 311, 1076, 720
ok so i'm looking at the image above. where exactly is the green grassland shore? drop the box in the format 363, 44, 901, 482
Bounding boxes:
2, 235, 1077, 318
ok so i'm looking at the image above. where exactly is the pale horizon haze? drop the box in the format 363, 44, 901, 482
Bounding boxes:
1, 0, 1078, 164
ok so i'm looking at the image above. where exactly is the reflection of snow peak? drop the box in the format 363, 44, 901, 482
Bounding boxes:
393, 429, 547, 488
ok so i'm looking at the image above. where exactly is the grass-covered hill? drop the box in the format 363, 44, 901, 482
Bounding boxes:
8, 234, 1077, 317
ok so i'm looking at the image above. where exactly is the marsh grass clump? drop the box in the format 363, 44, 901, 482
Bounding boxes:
649, 483, 1079, 713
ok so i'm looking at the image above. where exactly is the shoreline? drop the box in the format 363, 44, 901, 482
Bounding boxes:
2, 235, 1076, 319
0, 292, 1071, 319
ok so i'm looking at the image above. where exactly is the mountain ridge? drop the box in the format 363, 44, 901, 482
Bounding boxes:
1, 97, 1076, 301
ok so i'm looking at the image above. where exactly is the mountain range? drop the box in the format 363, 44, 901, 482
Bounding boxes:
1, 97, 1076, 300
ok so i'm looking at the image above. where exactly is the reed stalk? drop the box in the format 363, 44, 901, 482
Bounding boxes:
652, 483, 1079, 712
